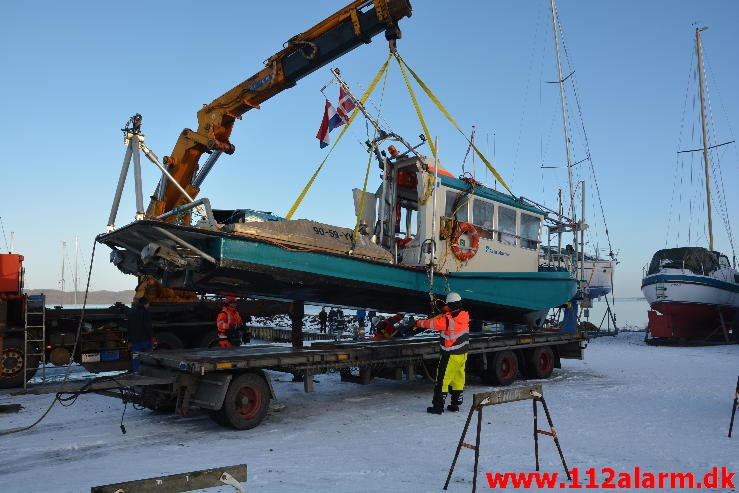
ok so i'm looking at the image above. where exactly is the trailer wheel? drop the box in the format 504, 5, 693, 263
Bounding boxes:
522, 346, 555, 379
484, 350, 518, 386
154, 332, 184, 350
0, 337, 40, 389
211, 372, 270, 430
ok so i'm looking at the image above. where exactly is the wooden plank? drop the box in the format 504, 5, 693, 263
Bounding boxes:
90, 464, 246, 493
472, 384, 543, 407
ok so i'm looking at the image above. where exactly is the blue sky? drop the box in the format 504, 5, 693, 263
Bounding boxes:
2, 1, 738, 299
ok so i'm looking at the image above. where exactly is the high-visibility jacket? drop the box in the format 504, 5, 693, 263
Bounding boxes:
374, 313, 404, 339
417, 309, 470, 354
217, 305, 243, 335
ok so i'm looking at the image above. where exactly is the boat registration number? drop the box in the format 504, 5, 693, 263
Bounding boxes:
313, 226, 350, 241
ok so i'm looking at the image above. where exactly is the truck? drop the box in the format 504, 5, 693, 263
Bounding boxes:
0, 252, 290, 388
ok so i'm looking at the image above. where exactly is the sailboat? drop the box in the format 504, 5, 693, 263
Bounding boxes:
540, 0, 616, 307
641, 27, 739, 341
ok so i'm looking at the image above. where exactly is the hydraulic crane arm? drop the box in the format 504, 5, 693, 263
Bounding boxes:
147, 0, 412, 218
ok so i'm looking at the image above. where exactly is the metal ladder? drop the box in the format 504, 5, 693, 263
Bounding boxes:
24, 294, 46, 389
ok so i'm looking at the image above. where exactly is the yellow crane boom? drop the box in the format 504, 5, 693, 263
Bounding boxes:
147, 0, 412, 218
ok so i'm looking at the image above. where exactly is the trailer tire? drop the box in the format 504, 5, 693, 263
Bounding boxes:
154, 331, 184, 350
522, 346, 555, 379
211, 372, 270, 430
484, 350, 518, 386
0, 336, 40, 389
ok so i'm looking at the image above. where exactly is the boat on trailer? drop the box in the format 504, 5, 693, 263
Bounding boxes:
99, 146, 577, 324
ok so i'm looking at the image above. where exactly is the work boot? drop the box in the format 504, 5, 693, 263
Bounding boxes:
447, 390, 463, 412
427, 391, 447, 414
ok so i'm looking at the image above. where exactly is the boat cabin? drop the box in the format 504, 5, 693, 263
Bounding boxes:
360, 154, 545, 274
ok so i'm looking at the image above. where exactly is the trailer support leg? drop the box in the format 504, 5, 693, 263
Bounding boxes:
290, 301, 304, 349
303, 369, 314, 392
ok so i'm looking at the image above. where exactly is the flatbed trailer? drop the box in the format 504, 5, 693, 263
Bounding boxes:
32, 330, 583, 430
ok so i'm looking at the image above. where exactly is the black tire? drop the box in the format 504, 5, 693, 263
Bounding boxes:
522, 346, 555, 379
199, 330, 221, 348
0, 336, 40, 389
210, 372, 270, 430
154, 331, 184, 350
483, 350, 518, 386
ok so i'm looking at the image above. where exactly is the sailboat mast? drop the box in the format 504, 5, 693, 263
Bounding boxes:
695, 27, 714, 251
550, 0, 583, 285
549, 0, 577, 251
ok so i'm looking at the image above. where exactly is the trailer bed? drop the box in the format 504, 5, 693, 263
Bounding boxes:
137, 331, 584, 376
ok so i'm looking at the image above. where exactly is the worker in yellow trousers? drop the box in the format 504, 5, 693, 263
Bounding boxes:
415, 292, 470, 414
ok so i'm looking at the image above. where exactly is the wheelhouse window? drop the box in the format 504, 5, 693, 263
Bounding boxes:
472, 198, 494, 230
445, 190, 468, 222
719, 255, 731, 269
498, 206, 517, 245
520, 213, 541, 250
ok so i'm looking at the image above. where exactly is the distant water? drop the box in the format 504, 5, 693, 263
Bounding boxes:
47, 304, 123, 310
583, 297, 650, 331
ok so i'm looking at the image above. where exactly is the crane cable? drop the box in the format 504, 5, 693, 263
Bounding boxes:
285, 53, 393, 220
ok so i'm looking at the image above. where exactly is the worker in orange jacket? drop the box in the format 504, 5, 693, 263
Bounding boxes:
415, 292, 470, 414
217, 296, 244, 348
373, 313, 405, 338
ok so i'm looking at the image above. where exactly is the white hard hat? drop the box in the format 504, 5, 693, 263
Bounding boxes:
445, 292, 462, 304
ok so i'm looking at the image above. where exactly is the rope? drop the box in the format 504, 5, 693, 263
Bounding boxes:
703, 56, 736, 258
393, 52, 515, 197
418, 172, 434, 206
352, 138, 376, 247
352, 64, 391, 247
0, 216, 9, 252
556, 10, 616, 258
394, 52, 436, 159
286, 54, 392, 220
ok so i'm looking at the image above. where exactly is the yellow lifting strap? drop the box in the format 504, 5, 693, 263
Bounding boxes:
395, 53, 437, 159
285, 54, 393, 220
352, 137, 377, 244
393, 52, 515, 197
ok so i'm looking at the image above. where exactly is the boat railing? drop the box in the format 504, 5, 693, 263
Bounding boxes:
154, 197, 218, 229
540, 252, 577, 273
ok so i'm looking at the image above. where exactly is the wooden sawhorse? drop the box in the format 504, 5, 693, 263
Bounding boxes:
443, 384, 570, 493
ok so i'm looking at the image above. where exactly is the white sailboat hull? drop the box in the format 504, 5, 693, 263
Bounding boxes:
583, 259, 613, 299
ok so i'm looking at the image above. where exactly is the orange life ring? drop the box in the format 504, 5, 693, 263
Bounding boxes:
451, 222, 479, 262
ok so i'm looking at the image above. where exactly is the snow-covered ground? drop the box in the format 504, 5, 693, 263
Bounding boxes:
0, 332, 737, 492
